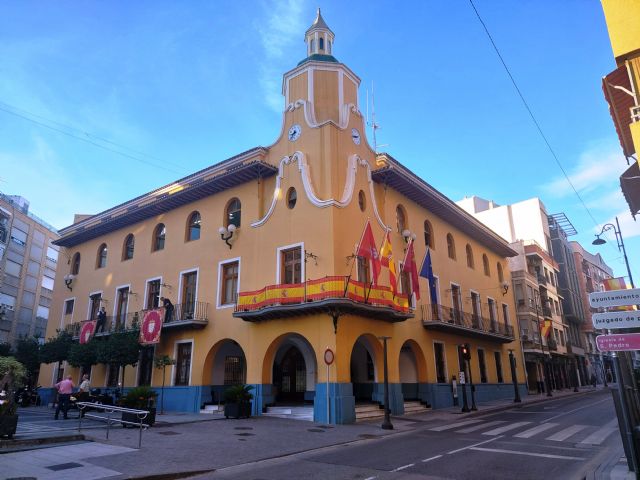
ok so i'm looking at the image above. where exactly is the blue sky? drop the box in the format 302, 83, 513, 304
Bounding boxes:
1, 0, 638, 284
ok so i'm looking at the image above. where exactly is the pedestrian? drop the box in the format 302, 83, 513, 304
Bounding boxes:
78, 374, 91, 417
161, 297, 174, 323
54, 375, 74, 420
96, 306, 107, 333
591, 373, 597, 388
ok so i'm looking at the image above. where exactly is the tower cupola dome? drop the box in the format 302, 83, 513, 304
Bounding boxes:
304, 8, 336, 60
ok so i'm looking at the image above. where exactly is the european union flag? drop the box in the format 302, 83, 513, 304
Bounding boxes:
419, 249, 438, 305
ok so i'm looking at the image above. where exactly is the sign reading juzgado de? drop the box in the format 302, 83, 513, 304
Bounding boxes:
588, 288, 640, 308
592, 310, 640, 329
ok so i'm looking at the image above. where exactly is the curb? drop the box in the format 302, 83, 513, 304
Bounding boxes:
0, 434, 87, 453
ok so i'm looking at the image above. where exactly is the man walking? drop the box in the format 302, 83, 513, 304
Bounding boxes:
54, 375, 74, 420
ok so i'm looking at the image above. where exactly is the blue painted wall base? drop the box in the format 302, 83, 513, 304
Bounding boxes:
424, 382, 528, 409
372, 383, 404, 414
314, 383, 355, 424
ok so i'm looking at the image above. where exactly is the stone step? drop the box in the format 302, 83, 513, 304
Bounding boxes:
264, 406, 314, 422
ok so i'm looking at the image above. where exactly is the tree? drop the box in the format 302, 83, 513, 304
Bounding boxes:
97, 330, 140, 382
154, 355, 175, 415
40, 330, 74, 365
0, 342, 12, 357
14, 337, 41, 387
68, 340, 98, 372
0, 356, 27, 391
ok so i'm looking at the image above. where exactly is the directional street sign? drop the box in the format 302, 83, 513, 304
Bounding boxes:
596, 333, 640, 352
592, 310, 640, 330
588, 288, 640, 308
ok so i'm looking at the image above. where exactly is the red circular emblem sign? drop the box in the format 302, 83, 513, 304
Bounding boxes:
80, 321, 95, 344
324, 348, 335, 365
141, 309, 162, 344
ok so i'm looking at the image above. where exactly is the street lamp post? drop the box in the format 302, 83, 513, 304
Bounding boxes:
593, 217, 639, 473
465, 344, 477, 411
378, 336, 393, 430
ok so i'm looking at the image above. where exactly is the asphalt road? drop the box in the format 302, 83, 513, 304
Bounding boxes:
200, 389, 622, 480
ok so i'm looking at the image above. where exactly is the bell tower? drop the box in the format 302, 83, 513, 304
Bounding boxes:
282, 9, 360, 128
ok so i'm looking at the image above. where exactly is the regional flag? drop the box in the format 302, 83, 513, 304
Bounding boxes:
541, 319, 553, 338
402, 239, 420, 301
603, 277, 634, 311
380, 230, 398, 296
356, 220, 381, 285
79, 320, 96, 344
419, 249, 438, 305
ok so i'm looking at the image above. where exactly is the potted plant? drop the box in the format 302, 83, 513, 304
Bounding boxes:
0, 356, 26, 439
119, 386, 158, 426
223, 384, 253, 419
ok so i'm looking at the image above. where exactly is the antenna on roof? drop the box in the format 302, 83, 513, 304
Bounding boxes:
366, 82, 386, 153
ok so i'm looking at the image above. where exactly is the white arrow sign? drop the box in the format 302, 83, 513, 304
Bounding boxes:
592, 310, 640, 330
588, 288, 640, 308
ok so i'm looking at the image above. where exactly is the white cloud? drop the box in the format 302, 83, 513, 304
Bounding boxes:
256, 0, 307, 112
540, 140, 626, 198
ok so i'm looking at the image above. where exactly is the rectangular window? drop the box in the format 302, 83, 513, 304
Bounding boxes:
224, 356, 245, 385
434, 342, 446, 383
146, 280, 161, 309
357, 256, 371, 285
46, 246, 59, 263
0, 293, 16, 309
221, 262, 239, 305
36, 305, 49, 320
175, 342, 192, 386
89, 293, 101, 320
5, 259, 21, 277
478, 349, 487, 383
494, 352, 504, 383
41, 276, 54, 291
281, 247, 302, 284
560, 330, 565, 346
181, 271, 197, 318
64, 299, 74, 315
10, 227, 27, 246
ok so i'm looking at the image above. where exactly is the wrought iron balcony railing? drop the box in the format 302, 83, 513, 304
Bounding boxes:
420, 303, 514, 342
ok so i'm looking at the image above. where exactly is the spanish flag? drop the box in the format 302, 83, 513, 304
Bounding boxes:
380, 231, 398, 296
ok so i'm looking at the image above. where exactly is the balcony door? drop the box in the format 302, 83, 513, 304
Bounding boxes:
470, 291, 481, 328
281, 247, 302, 284
89, 293, 101, 320
115, 287, 129, 331
451, 285, 462, 324
181, 272, 197, 319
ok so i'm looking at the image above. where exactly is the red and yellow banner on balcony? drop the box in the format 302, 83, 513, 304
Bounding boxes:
79, 320, 96, 344
236, 276, 409, 313
140, 308, 164, 345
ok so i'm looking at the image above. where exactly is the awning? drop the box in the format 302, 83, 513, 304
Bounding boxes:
602, 65, 636, 157
621, 161, 640, 219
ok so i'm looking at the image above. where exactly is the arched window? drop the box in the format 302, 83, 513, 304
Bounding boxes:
310, 38, 315, 53
122, 234, 135, 260
497, 262, 504, 283
327, 40, 331, 54
186, 211, 201, 241
446, 234, 456, 260
226, 198, 241, 228
319, 37, 324, 51
71, 252, 81, 275
96, 244, 108, 269
483, 254, 490, 276
153, 223, 166, 251
286, 188, 297, 209
424, 220, 434, 249
466, 244, 474, 269
396, 205, 407, 234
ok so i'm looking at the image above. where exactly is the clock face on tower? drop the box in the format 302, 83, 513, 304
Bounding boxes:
288, 124, 302, 142
351, 128, 361, 145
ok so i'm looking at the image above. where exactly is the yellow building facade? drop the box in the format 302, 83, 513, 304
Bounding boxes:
601, 0, 640, 218
38, 11, 526, 423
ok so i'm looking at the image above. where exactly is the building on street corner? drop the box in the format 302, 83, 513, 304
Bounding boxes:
37, 10, 526, 423
0, 193, 59, 345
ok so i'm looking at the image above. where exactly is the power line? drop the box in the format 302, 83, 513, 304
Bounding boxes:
467, 0, 602, 229
0, 100, 185, 175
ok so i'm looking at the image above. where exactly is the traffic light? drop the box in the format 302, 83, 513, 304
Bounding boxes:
460, 343, 471, 360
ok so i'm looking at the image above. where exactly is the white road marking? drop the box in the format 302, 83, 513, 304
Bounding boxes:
545, 398, 610, 422
470, 446, 585, 461
364, 477, 376, 480
456, 420, 506, 433
513, 422, 559, 438
429, 419, 484, 431
545, 424, 588, 442
482, 421, 531, 436
579, 419, 619, 445
422, 455, 443, 463
447, 435, 503, 454
392, 463, 414, 472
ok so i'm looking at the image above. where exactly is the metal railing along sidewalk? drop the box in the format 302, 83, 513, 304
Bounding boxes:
77, 402, 150, 448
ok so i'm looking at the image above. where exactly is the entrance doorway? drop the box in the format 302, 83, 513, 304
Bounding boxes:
350, 336, 378, 402
274, 346, 306, 403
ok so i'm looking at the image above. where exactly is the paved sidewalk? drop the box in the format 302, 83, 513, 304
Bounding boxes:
0, 386, 616, 480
